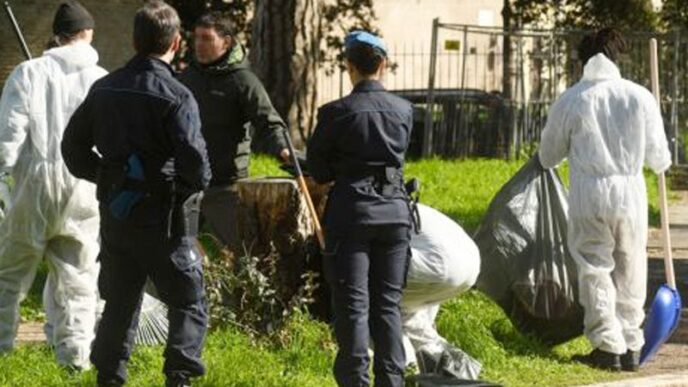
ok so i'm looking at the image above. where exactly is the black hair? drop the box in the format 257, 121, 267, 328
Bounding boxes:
344, 43, 385, 76
195, 11, 235, 38
133, 0, 181, 56
46, 30, 84, 49
578, 27, 628, 65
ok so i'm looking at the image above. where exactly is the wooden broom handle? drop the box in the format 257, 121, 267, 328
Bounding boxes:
650, 38, 676, 289
282, 131, 326, 250
297, 175, 325, 249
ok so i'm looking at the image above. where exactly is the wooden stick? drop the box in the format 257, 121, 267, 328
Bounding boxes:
282, 131, 325, 250
650, 38, 676, 289
296, 175, 325, 249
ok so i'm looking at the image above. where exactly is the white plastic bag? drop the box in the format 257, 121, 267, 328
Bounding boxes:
403, 204, 480, 310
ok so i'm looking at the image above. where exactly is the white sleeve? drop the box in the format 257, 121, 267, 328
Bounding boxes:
0, 65, 31, 172
538, 96, 571, 169
644, 94, 672, 174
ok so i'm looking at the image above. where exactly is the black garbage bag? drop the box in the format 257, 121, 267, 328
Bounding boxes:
473, 155, 584, 345
407, 374, 500, 387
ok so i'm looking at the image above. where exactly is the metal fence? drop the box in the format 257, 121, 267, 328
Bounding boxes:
422, 22, 688, 163
315, 43, 433, 107
314, 23, 688, 163
315, 45, 436, 156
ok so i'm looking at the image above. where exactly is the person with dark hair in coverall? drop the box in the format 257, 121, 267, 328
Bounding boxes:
61, 1, 211, 386
308, 31, 414, 387
179, 11, 289, 251
0, 0, 105, 370
539, 28, 671, 372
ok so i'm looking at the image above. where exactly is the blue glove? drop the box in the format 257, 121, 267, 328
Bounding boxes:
109, 154, 146, 220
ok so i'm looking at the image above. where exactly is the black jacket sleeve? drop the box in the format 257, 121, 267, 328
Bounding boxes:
167, 94, 212, 191
62, 97, 100, 183
238, 71, 288, 156
307, 105, 337, 184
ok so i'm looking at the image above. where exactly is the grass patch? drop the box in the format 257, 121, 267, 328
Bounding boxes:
437, 291, 620, 387
10, 155, 666, 386
1, 313, 335, 387
405, 158, 524, 232
19, 261, 47, 322
403, 157, 665, 232
5, 296, 620, 387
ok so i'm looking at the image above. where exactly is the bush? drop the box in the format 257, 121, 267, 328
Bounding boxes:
202, 235, 318, 338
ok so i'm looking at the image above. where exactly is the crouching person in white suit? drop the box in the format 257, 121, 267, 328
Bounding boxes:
401, 204, 482, 379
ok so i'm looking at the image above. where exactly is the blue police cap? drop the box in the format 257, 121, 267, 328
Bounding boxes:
344, 30, 388, 57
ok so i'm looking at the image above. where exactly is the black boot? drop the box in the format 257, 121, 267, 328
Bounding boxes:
97, 381, 123, 387
572, 349, 622, 372
97, 376, 124, 387
621, 350, 640, 372
166, 376, 191, 387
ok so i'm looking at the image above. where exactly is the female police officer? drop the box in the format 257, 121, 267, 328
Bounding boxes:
308, 31, 413, 387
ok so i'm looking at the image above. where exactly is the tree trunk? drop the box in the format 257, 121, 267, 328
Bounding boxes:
228, 177, 331, 318
250, 0, 321, 146
233, 177, 330, 257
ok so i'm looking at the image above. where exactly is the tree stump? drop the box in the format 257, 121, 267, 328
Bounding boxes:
223, 177, 331, 319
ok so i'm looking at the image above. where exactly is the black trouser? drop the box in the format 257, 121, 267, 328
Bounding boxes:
91, 215, 207, 385
324, 224, 410, 387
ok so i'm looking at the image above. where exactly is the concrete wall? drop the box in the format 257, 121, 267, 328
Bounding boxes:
375, 0, 502, 48
316, 0, 504, 104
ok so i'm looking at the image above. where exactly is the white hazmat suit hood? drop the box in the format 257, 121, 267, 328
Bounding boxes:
0, 41, 106, 369
539, 53, 671, 355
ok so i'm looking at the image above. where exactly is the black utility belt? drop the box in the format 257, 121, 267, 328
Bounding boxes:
120, 178, 172, 195
341, 175, 403, 197
342, 166, 403, 182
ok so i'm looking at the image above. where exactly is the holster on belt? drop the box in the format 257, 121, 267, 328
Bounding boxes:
180, 191, 204, 238
404, 178, 421, 233
166, 181, 204, 239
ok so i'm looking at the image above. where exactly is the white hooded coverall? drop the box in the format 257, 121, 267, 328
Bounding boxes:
539, 53, 671, 355
401, 204, 481, 378
0, 42, 106, 368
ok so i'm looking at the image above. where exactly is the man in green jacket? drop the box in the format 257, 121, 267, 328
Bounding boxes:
179, 11, 289, 251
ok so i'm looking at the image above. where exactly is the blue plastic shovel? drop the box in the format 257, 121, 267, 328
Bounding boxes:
640, 38, 682, 365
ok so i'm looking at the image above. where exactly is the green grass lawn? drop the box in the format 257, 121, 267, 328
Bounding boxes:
4, 155, 667, 386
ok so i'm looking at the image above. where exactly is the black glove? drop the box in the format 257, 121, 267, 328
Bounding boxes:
280, 150, 309, 177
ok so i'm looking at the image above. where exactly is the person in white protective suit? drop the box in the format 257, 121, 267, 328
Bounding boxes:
401, 204, 482, 379
0, 1, 106, 370
538, 28, 671, 372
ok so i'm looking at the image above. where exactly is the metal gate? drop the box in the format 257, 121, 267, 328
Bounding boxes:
423, 21, 687, 164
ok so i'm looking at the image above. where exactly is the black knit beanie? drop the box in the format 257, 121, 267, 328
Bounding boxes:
52, 0, 95, 35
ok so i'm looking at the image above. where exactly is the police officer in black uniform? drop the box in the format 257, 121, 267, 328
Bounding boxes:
307, 31, 413, 387
61, 2, 210, 386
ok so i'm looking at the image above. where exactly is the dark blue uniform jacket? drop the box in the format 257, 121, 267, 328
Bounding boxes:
62, 56, 211, 227
307, 80, 413, 232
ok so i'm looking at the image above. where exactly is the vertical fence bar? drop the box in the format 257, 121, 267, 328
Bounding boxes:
457, 25, 469, 156
423, 18, 440, 157
403, 42, 407, 90
672, 30, 680, 165
550, 32, 556, 101
338, 66, 343, 98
